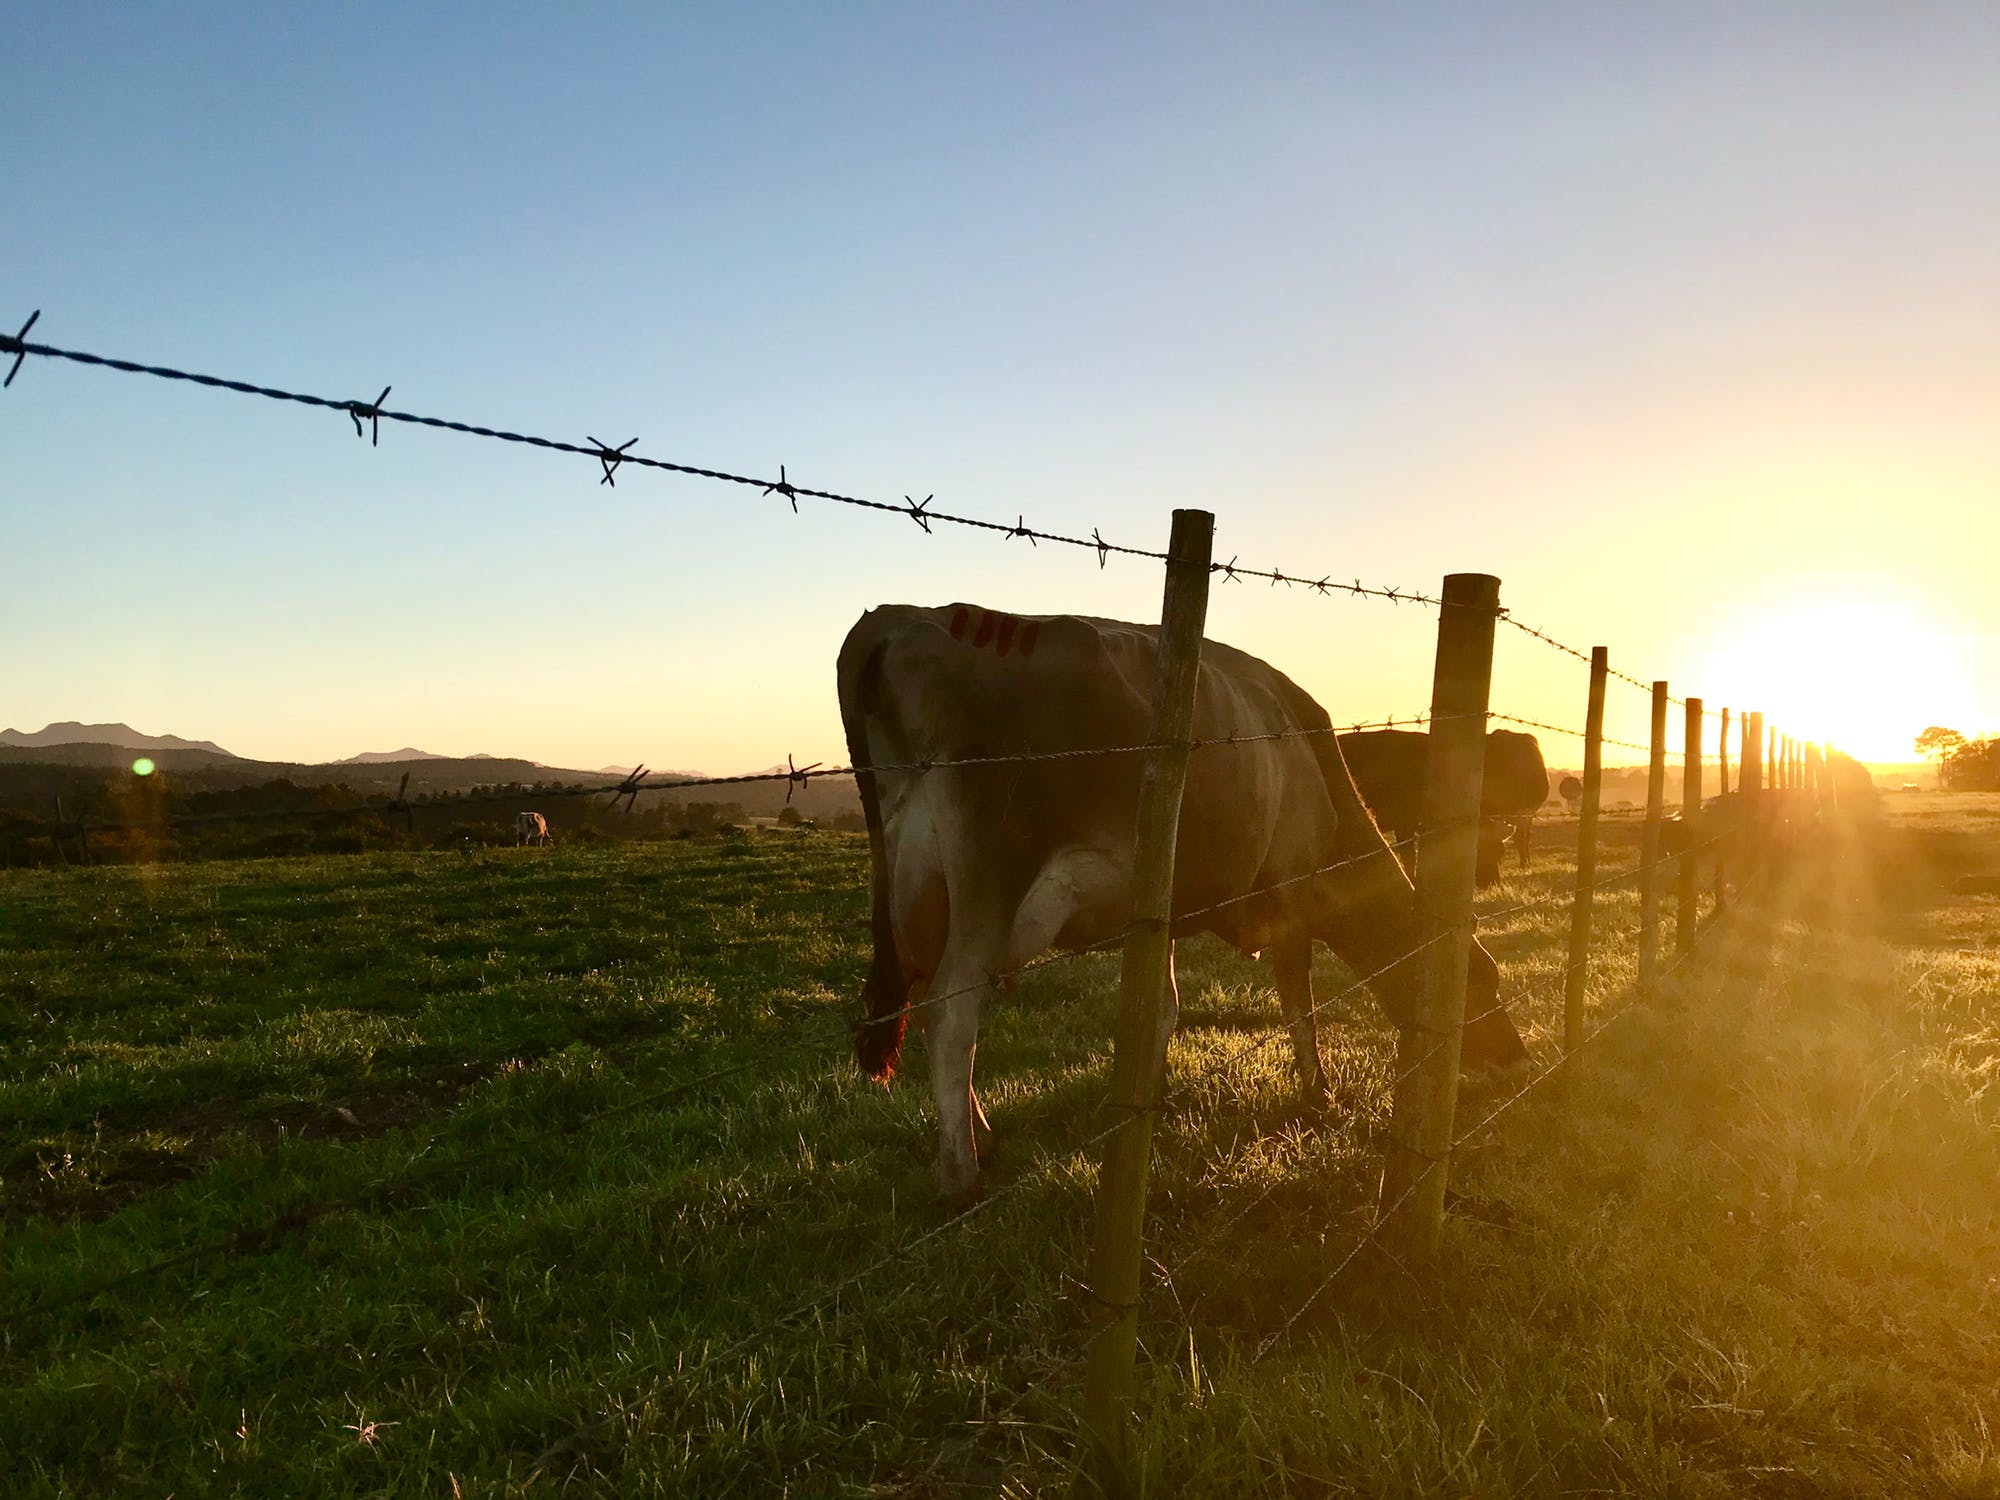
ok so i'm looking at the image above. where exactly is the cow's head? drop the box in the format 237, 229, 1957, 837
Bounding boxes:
1482, 731, 1550, 819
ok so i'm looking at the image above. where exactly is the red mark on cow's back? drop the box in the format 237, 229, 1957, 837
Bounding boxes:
952, 609, 1040, 658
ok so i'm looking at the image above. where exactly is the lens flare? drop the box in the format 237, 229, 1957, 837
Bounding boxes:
1698, 596, 1979, 762
132, 757, 155, 777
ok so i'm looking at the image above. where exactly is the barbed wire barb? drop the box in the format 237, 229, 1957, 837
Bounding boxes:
345, 385, 391, 446
1, 308, 39, 387
783, 754, 822, 803
761, 463, 799, 511
588, 435, 638, 486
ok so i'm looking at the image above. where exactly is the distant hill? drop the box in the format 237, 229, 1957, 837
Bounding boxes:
0, 724, 860, 828
0, 722, 236, 757
340, 748, 471, 765
600, 765, 709, 782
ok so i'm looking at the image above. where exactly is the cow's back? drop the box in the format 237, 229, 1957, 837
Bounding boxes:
838, 604, 1352, 954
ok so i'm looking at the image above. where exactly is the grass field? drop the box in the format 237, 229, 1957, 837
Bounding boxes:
4, 799, 1998, 1495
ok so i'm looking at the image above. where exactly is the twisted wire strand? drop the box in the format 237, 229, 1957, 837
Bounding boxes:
36, 710, 1456, 842
1237, 885, 1743, 1363
6, 331, 1436, 604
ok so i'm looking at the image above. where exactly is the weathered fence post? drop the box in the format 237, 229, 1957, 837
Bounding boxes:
1637, 682, 1669, 988
1379, 573, 1500, 1264
1081, 508, 1214, 1473
1563, 647, 1610, 1054
1743, 711, 1765, 880
1677, 697, 1704, 954
1714, 707, 1732, 912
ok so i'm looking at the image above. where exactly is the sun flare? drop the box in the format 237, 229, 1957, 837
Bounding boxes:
1699, 597, 1980, 764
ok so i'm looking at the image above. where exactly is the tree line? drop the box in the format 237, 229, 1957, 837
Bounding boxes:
1915, 727, 2000, 791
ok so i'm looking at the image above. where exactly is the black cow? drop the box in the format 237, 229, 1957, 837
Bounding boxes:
1337, 728, 1551, 885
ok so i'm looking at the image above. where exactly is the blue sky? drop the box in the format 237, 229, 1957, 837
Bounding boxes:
5, 3, 1996, 767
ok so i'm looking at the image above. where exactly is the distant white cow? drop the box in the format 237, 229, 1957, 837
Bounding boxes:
515, 811, 550, 847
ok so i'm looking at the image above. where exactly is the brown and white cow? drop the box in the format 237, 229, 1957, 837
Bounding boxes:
515, 811, 550, 847
838, 603, 1529, 1200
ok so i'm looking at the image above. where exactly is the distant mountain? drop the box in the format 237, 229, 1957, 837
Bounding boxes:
0, 722, 236, 757
339, 748, 450, 765
601, 765, 708, 781
339, 749, 507, 764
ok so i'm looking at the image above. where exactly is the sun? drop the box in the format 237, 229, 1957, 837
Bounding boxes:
1697, 596, 1979, 764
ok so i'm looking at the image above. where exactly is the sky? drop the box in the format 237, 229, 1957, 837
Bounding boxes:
4, 2, 1996, 771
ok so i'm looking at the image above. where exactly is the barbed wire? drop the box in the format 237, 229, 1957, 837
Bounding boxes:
1228, 879, 1742, 1364
0, 316, 1437, 605
1487, 711, 1651, 754
1497, 613, 1685, 704
19, 707, 1486, 855
1157, 828, 1738, 1301
0, 815, 1453, 1334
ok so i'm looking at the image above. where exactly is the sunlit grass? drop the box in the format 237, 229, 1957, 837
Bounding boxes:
2, 808, 1996, 1494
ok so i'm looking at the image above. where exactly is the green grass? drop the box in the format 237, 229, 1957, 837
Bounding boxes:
2, 810, 1997, 1496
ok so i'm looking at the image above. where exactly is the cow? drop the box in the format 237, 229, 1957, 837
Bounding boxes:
1558, 775, 1584, 814
1336, 729, 1551, 885
838, 603, 1529, 1201
515, 811, 550, 847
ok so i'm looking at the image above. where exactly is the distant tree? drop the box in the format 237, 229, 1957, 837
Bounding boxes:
776, 804, 803, 826
1916, 726, 1967, 786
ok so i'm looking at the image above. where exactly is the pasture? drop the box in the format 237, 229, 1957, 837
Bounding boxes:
4, 799, 1999, 1496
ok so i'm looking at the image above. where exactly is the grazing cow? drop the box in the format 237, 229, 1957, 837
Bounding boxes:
1558, 775, 1584, 814
1336, 729, 1551, 886
515, 811, 550, 847
839, 603, 1529, 1200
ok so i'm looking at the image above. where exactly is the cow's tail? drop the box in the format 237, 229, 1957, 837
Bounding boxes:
838, 619, 909, 1081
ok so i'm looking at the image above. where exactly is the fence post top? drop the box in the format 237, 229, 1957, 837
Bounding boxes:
1438, 573, 1501, 611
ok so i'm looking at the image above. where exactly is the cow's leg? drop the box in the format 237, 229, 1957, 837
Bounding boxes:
924, 949, 993, 1203
1272, 937, 1330, 1107
1513, 815, 1533, 869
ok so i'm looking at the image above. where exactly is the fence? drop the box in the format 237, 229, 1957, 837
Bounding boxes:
0, 314, 1856, 1484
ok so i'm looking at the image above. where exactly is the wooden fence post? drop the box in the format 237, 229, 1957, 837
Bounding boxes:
1379, 573, 1500, 1263
1563, 647, 1610, 1054
1637, 682, 1669, 988
1714, 708, 1731, 912
1081, 508, 1214, 1471
1743, 711, 1765, 880
1677, 697, 1703, 954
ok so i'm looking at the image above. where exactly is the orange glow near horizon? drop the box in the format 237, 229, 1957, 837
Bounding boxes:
1696, 597, 1983, 765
